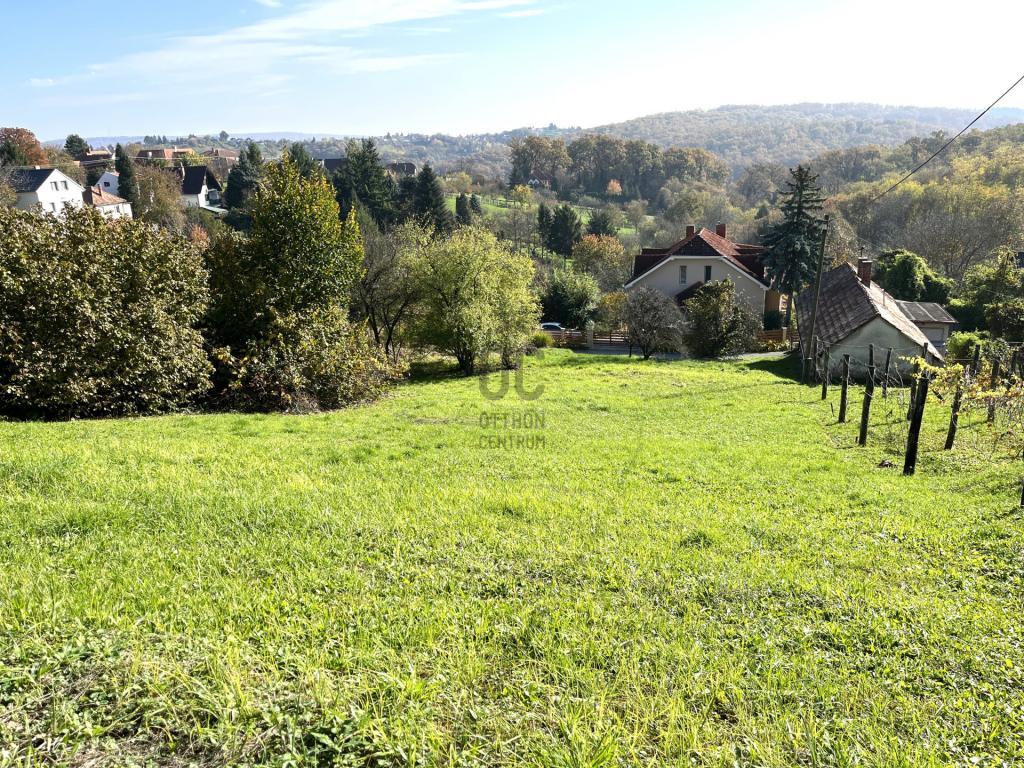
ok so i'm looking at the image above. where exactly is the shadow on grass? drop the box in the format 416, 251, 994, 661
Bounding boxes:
742, 353, 802, 382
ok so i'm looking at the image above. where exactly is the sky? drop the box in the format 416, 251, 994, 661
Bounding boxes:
5, 0, 1024, 141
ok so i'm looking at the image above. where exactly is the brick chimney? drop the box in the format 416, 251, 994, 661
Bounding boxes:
685, 225, 695, 238
716, 223, 727, 239
857, 258, 873, 287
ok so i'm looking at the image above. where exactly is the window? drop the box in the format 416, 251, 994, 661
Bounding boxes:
51, 181, 59, 191
49, 203, 57, 212
679, 265, 687, 285
61, 181, 69, 190
704, 265, 713, 282
103, 181, 110, 187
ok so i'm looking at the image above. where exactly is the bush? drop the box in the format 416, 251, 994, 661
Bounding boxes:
625, 287, 682, 360
763, 309, 784, 331
0, 206, 211, 419
683, 280, 760, 358
531, 331, 554, 348
541, 267, 600, 329
945, 331, 1010, 366
216, 308, 404, 413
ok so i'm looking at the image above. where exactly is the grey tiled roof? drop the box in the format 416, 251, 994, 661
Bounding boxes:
797, 263, 942, 360
895, 301, 957, 324
7, 168, 54, 193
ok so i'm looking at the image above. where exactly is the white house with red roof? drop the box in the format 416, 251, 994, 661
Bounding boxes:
624, 224, 786, 322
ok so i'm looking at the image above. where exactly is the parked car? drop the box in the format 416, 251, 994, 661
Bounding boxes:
540, 322, 565, 332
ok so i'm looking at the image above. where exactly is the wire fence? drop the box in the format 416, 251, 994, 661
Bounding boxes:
802, 338, 1024, 501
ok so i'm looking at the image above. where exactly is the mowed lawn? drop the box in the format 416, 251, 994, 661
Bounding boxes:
1, 352, 1022, 767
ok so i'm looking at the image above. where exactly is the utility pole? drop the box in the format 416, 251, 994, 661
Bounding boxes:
801, 215, 831, 383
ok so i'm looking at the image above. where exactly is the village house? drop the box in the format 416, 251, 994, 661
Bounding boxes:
136, 147, 196, 162
625, 224, 786, 322
172, 165, 224, 209
95, 170, 120, 196
386, 162, 417, 178
202, 148, 239, 162
82, 186, 132, 220
9, 168, 85, 215
797, 259, 947, 376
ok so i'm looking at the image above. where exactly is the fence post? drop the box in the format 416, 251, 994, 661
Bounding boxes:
988, 357, 1002, 425
839, 353, 851, 423
945, 372, 964, 451
821, 346, 831, 400
904, 373, 930, 476
971, 344, 982, 377
858, 361, 876, 447
882, 347, 894, 399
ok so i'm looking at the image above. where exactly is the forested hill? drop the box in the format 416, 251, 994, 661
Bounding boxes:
586, 104, 1024, 168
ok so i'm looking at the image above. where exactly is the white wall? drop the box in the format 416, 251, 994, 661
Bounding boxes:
15, 170, 85, 216
821, 318, 933, 379
96, 172, 119, 196
627, 256, 767, 316
95, 202, 133, 220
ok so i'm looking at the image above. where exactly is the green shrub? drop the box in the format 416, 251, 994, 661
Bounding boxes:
0, 206, 211, 419
217, 308, 404, 412
683, 280, 759, 358
531, 331, 554, 348
763, 309, 784, 331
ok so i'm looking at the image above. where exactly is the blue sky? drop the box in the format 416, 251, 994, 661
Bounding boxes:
6, 0, 1024, 141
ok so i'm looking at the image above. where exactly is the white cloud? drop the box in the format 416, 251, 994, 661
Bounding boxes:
35, 0, 539, 94
499, 8, 544, 17
254, 0, 282, 6
27, 78, 56, 87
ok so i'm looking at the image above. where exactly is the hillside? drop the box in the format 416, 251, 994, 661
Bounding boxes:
588, 103, 1024, 168
2, 352, 1022, 764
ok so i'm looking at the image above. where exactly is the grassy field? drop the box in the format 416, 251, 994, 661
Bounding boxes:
1, 351, 1022, 766
444, 194, 643, 239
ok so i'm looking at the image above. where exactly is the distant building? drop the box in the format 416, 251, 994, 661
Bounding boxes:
895, 300, 957, 352
386, 162, 417, 178
626, 224, 786, 322
321, 158, 346, 174
136, 146, 196, 162
527, 171, 555, 189
202, 147, 239, 162
79, 148, 114, 165
82, 185, 132, 219
797, 259, 946, 376
172, 165, 223, 209
9, 168, 85, 215
95, 170, 120, 196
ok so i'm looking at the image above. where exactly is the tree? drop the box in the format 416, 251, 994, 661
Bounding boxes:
285, 142, 321, 179
225, 142, 264, 211
625, 200, 648, 233
219, 130, 230, 142
625, 287, 682, 360
571, 235, 632, 292
541, 267, 600, 329
682, 280, 759, 358
114, 144, 140, 210
0, 128, 47, 166
874, 249, 952, 303
332, 139, 396, 227
586, 209, 619, 237
0, 205, 211, 418
218, 156, 363, 344
135, 166, 186, 232
354, 216, 426, 361
413, 164, 453, 234
455, 193, 472, 226
64, 134, 90, 160
412, 227, 538, 374
761, 165, 826, 324
547, 204, 583, 257
470, 194, 483, 216
537, 202, 553, 245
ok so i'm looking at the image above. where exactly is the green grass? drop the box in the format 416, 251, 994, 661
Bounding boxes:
2, 351, 1022, 766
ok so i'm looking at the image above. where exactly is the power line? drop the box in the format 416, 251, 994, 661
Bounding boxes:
868, 71, 1024, 205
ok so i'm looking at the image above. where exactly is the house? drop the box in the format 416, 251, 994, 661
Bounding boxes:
136, 146, 195, 162
202, 148, 239, 162
82, 186, 132, 219
797, 259, 945, 376
95, 170, 120, 196
386, 162, 417, 178
321, 158, 346, 174
173, 165, 223, 209
9, 168, 85, 215
894, 301, 958, 352
527, 171, 555, 189
79, 148, 114, 164
625, 224, 787, 322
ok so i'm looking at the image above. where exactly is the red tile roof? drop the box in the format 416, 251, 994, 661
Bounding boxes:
630, 228, 769, 286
